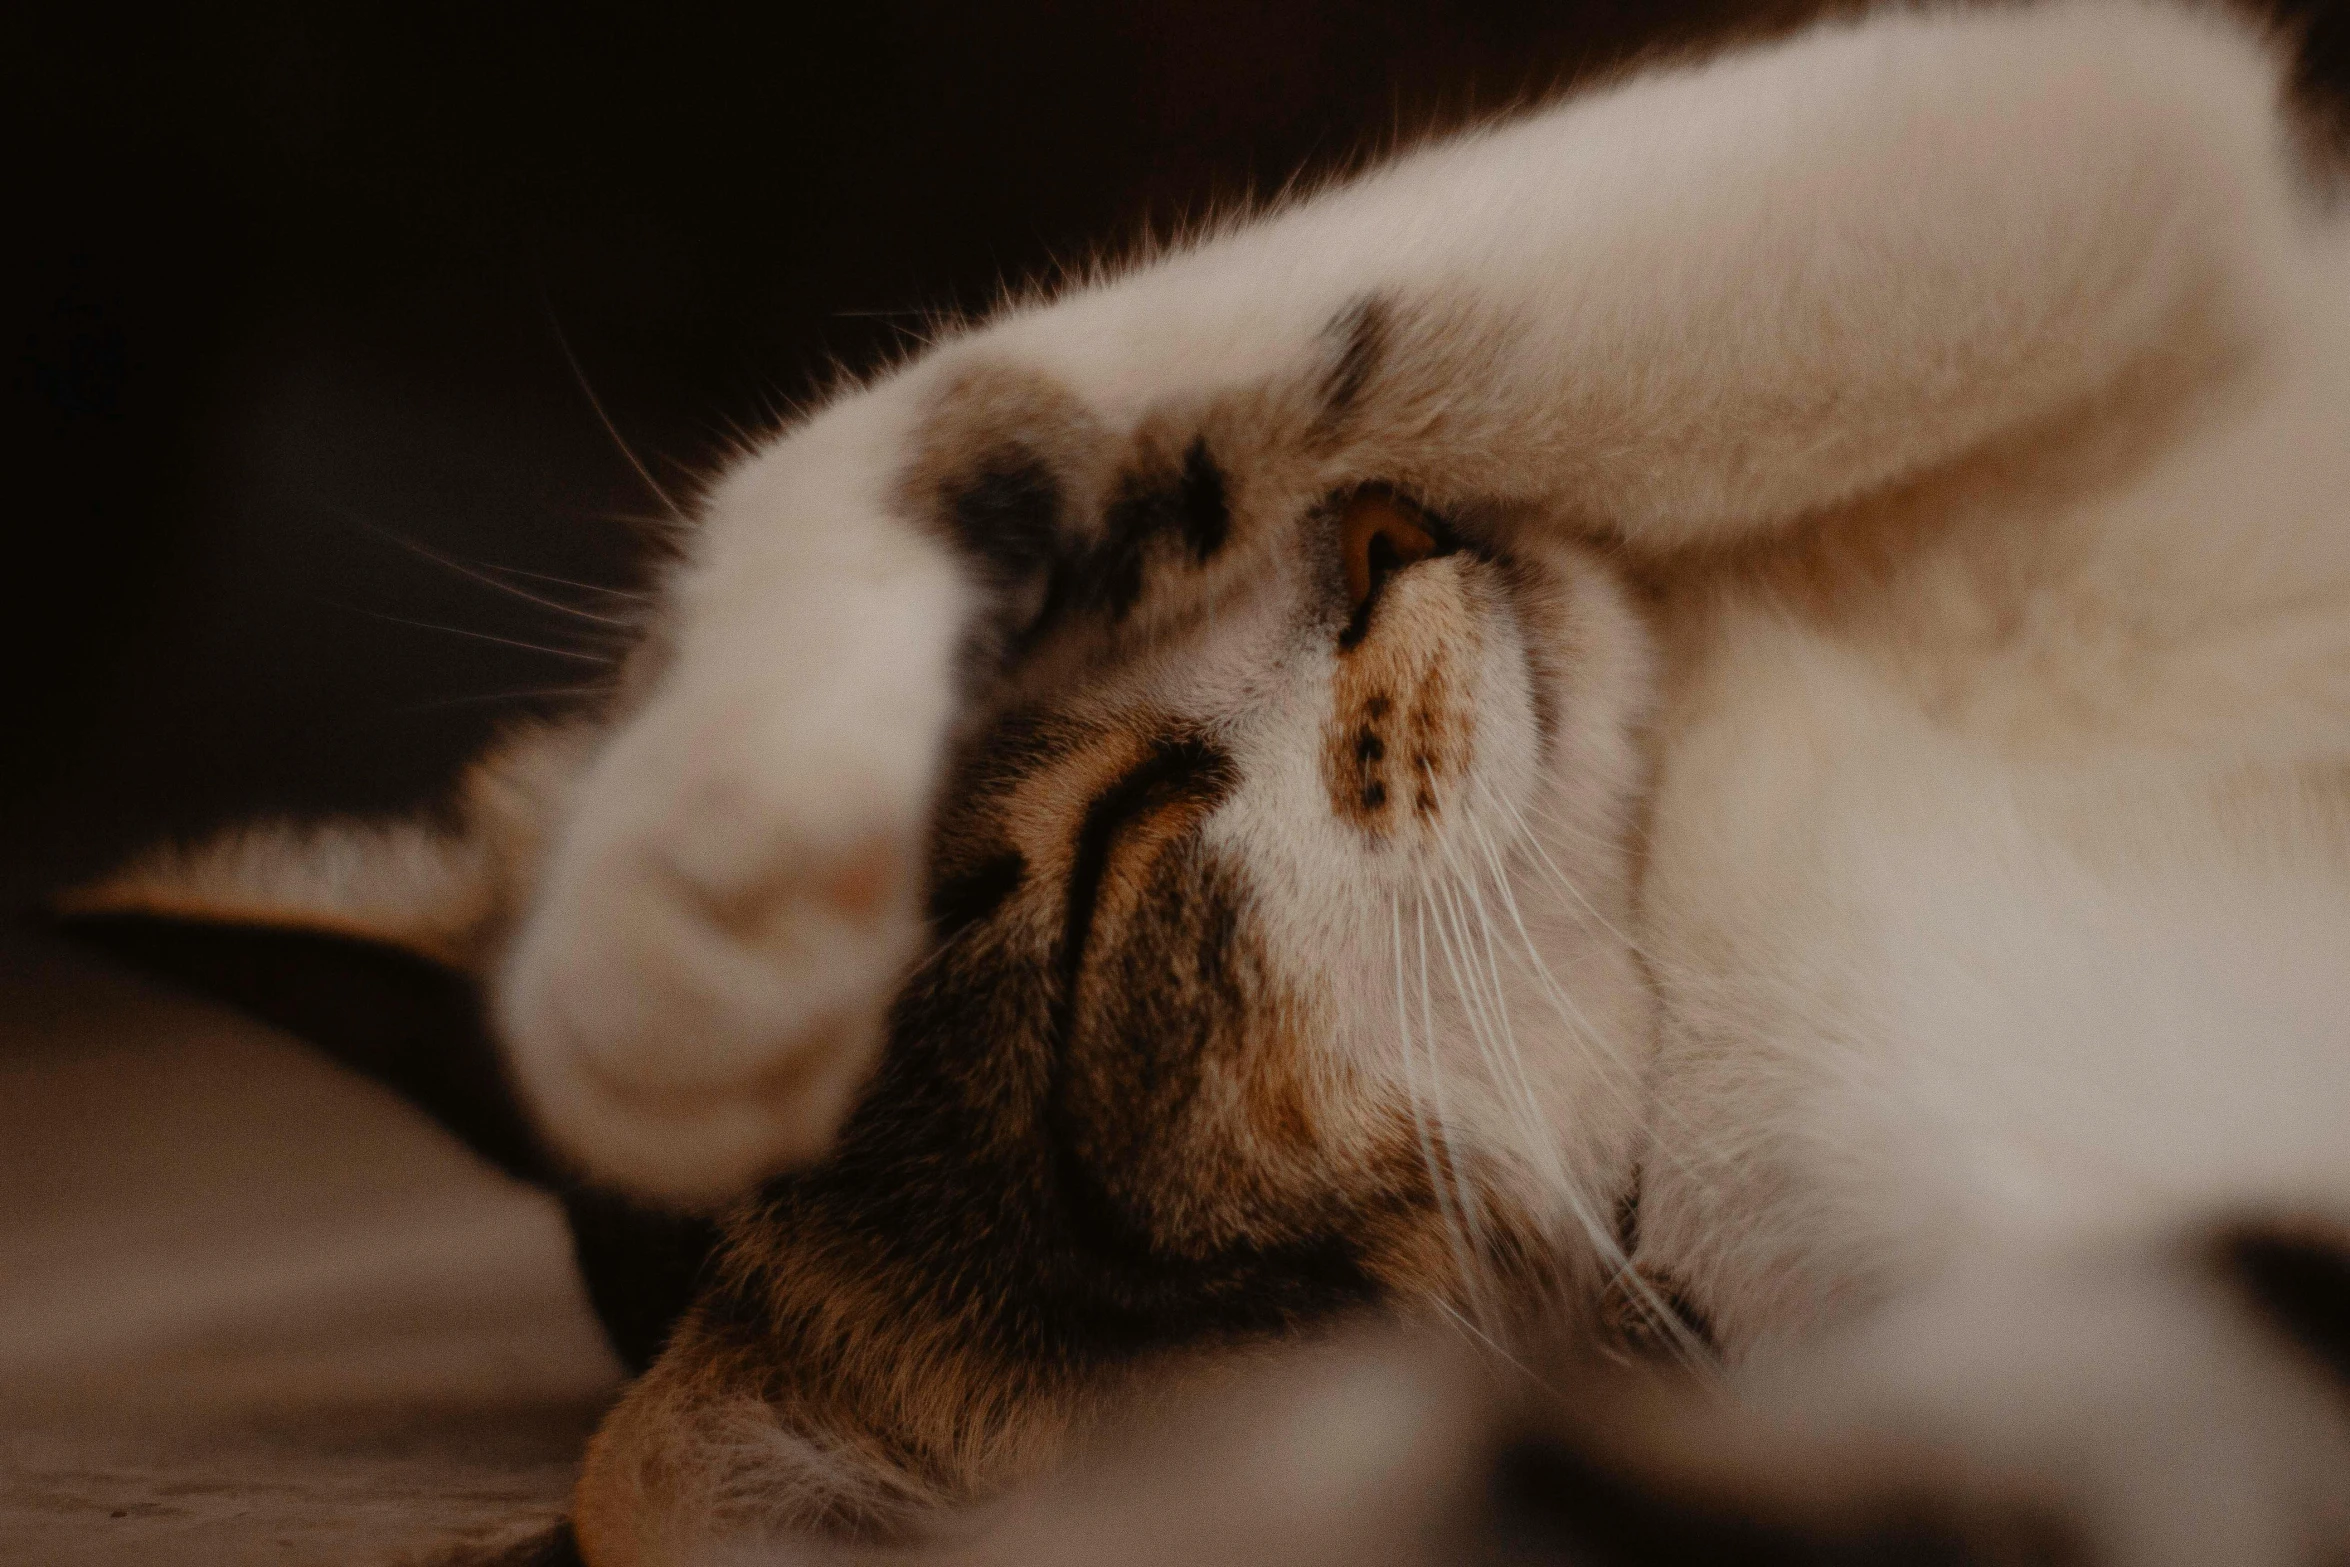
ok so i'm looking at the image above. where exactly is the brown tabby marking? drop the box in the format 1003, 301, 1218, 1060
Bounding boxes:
1325, 561, 1483, 832
1315, 294, 1393, 442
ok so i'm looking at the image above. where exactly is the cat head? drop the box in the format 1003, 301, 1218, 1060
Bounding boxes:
70, 302, 1661, 1508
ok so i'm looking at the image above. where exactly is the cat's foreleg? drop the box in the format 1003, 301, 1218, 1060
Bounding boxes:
1000, 0, 2302, 551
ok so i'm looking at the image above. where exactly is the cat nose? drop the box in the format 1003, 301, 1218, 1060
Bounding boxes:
1338, 489, 1449, 646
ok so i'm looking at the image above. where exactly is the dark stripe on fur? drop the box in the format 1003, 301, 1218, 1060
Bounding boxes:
1053, 735, 1238, 1071
2214, 1217, 2350, 1390
1080, 437, 1232, 623
936, 428, 1232, 661
928, 848, 1029, 941
943, 449, 1062, 580
1317, 295, 1392, 434
1173, 436, 1231, 562
688, 715, 1439, 1490
938, 448, 1068, 675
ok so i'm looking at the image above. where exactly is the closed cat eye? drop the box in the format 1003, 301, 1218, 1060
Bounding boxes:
1338, 489, 1448, 638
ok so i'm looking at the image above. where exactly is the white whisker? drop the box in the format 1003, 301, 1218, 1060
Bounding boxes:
343, 513, 641, 629
1429, 1295, 1563, 1402
1413, 884, 1500, 1336
394, 684, 611, 714
481, 562, 652, 602
546, 310, 694, 530
1394, 893, 1482, 1331
1461, 802, 1649, 1118
328, 603, 618, 665
1464, 787, 1717, 1371
1481, 777, 1660, 971
1433, 831, 1629, 1341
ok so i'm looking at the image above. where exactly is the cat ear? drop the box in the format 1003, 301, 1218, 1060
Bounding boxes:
53, 816, 555, 1184
55, 723, 727, 1371
60, 815, 498, 969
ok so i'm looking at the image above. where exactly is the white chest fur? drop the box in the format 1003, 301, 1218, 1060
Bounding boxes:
1635, 249, 2350, 1351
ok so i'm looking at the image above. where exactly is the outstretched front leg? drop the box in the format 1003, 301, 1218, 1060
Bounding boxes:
499, 0, 2302, 1205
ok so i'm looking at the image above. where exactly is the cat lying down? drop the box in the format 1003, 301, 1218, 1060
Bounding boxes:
69, 0, 2350, 1561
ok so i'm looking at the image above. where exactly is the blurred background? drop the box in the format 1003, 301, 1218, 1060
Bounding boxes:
10, 0, 2340, 902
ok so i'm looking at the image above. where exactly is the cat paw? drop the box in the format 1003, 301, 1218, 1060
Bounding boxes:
496, 672, 945, 1202
495, 405, 970, 1203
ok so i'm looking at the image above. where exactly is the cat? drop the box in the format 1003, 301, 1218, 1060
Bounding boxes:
65, 0, 2350, 1562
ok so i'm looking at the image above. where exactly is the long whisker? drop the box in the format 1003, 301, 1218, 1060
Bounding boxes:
1512, 785, 1652, 853
1474, 783, 1711, 1165
342, 513, 641, 629
1482, 778, 1660, 969
1441, 833, 1575, 1188
1410, 869, 1504, 1334
545, 306, 693, 530
1430, 833, 1625, 1349
1460, 800, 1649, 1119
1429, 1295, 1563, 1402
483, 562, 652, 603
328, 603, 618, 665
1464, 788, 1717, 1372
393, 684, 612, 714
1394, 893, 1482, 1332
1413, 884, 1499, 1336
1447, 821, 1643, 1342
1467, 784, 1714, 1169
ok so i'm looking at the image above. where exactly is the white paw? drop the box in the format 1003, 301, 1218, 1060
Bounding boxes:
497, 677, 942, 1203
497, 395, 968, 1204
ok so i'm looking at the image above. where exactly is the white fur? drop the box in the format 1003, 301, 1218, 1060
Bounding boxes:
497, 386, 968, 1198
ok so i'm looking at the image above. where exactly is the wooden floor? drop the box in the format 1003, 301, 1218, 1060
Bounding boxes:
0, 927, 622, 1565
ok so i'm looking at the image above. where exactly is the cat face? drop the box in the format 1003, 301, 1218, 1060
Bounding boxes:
88, 327, 1652, 1522
522, 340, 1662, 1514
497, 324, 1660, 1234
86, 311, 1661, 1511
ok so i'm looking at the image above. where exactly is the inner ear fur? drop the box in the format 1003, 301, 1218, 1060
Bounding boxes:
60, 816, 498, 970
48, 719, 600, 1171
56, 718, 596, 972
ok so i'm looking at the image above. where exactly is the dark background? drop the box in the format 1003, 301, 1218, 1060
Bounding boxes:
11, 0, 2349, 901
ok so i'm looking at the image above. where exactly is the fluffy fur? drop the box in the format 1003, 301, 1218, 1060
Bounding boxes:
82, 2, 2350, 1562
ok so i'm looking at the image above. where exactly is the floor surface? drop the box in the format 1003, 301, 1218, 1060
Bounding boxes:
0, 927, 623, 1565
